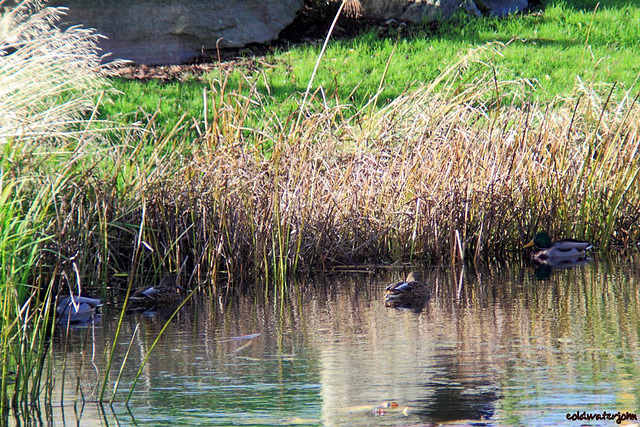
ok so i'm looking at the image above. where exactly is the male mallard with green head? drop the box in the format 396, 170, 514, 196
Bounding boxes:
129, 274, 182, 304
523, 232, 593, 260
385, 271, 430, 306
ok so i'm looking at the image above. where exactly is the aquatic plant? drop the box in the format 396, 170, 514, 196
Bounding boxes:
138, 41, 639, 284
0, 0, 113, 418
2, 3, 638, 287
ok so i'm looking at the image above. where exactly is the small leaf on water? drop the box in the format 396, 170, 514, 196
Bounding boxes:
231, 333, 261, 340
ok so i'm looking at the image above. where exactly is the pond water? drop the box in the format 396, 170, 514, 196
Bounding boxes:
12, 256, 640, 426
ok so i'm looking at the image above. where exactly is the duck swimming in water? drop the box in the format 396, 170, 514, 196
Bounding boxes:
384, 271, 430, 307
523, 231, 593, 260
56, 295, 102, 325
129, 274, 182, 304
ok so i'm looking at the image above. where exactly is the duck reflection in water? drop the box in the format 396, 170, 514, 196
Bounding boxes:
532, 255, 593, 280
384, 271, 430, 310
384, 270, 498, 423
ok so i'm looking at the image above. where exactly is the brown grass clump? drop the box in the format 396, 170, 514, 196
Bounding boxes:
3, 28, 639, 292
130, 44, 640, 286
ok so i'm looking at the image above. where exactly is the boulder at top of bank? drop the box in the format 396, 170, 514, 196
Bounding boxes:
49, 0, 304, 65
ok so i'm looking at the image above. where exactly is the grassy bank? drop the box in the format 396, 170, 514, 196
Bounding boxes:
105, 0, 640, 138
90, 0, 640, 279
25, 42, 638, 285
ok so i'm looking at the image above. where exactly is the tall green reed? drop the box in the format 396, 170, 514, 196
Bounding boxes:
0, 174, 51, 419
0, 0, 119, 417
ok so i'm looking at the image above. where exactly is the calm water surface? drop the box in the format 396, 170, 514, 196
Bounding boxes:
16, 257, 640, 426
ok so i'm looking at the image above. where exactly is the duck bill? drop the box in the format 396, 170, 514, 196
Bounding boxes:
523, 239, 535, 249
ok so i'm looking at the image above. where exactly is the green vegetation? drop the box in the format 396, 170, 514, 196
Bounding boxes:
106, 0, 640, 137
0, 1, 121, 418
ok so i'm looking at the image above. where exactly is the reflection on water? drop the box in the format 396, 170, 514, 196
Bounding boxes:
11, 256, 640, 426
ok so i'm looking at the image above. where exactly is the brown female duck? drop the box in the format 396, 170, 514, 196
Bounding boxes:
129, 274, 182, 304
384, 271, 430, 306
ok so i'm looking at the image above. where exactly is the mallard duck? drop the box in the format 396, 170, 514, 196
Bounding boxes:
384, 271, 430, 306
56, 295, 102, 325
523, 231, 593, 260
129, 274, 182, 304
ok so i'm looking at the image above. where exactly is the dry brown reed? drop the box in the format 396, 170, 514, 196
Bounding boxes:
5, 39, 638, 294
127, 43, 640, 287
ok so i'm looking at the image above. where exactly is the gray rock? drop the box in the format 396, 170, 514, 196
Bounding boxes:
473, 0, 528, 16
49, 0, 304, 65
358, 0, 527, 22
359, 0, 463, 23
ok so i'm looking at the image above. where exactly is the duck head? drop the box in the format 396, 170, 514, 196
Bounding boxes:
523, 232, 552, 249
405, 271, 423, 282
158, 274, 184, 291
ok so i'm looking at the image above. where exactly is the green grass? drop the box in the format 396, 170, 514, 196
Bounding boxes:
104, 1, 640, 139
